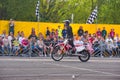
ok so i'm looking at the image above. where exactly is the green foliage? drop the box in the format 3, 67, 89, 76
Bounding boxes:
0, 0, 120, 24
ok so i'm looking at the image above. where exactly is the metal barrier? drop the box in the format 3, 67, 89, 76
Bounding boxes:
92, 42, 120, 57
0, 41, 120, 57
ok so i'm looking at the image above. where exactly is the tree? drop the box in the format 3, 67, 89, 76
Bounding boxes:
0, 0, 120, 24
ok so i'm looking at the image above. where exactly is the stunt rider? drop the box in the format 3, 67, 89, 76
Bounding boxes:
64, 20, 75, 53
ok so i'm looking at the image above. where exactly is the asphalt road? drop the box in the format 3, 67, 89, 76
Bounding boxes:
0, 56, 120, 80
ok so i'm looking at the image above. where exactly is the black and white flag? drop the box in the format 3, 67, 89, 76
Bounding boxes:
35, 1, 40, 21
86, 6, 98, 24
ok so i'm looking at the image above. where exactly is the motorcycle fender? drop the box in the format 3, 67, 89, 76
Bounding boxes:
76, 46, 85, 52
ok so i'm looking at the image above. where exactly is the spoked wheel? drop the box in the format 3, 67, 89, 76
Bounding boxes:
51, 46, 64, 61
78, 50, 90, 62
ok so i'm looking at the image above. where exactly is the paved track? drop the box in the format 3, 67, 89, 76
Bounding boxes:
0, 56, 120, 80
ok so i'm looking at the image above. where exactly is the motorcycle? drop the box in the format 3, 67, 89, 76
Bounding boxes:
51, 39, 90, 62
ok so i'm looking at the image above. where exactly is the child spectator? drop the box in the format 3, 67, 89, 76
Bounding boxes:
1, 30, 6, 38
46, 27, 50, 37
96, 28, 102, 37
17, 31, 21, 40
55, 29, 58, 38
12, 37, 20, 55
22, 38, 29, 48
51, 28, 55, 36
110, 28, 115, 40
19, 32, 25, 45
102, 27, 107, 39
58, 26, 62, 38
88, 34, 94, 44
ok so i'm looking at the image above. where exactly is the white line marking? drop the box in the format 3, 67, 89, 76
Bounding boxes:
0, 73, 119, 77
0, 58, 120, 62
44, 62, 120, 76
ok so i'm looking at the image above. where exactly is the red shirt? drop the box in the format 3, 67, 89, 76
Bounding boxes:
0, 41, 3, 46
110, 31, 115, 37
22, 39, 29, 46
96, 31, 102, 36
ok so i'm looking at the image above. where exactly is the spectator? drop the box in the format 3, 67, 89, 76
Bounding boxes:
9, 19, 14, 35
84, 31, 89, 38
62, 26, 67, 39
1, 30, 6, 38
43, 36, 52, 57
117, 40, 120, 48
3, 35, 9, 55
21, 38, 29, 48
28, 28, 37, 40
0, 36, 4, 55
96, 28, 102, 37
8, 32, 14, 49
78, 26, 84, 37
105, 35, 114, 57
17, 31, 21, 40
102, 27, 107, 39
98, 36, 107, 57
55, 29, 58, 38
51, 29, 55, 36
12, 37, 20, 55
73, 35, 84, 52
29, 37, 37, 53
19, 32, 25, 45
58, 26, 62, 38
106, 35, 113, 44
38, 32, 44, 40
114, 34, 120, 42
51, 37, 58, 47
88, 34, 94, 44
50, 32, 55, 41
110, 28, 115, 40
81, 33, 88, 42
36, 37, 44, 56
46, 27, 50, 37
20, 38, 29, 56
50, 29, 55, 40
86, 40, 94, 54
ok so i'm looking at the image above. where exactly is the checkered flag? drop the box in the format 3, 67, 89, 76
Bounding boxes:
86, 6, 98, 24
35, 0, 40, 21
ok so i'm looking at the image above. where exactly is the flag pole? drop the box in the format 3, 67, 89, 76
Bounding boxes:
96, 0, 98, 32
96, 6, 98, 32
71, 13, 74, 23
36, 0, 40, 35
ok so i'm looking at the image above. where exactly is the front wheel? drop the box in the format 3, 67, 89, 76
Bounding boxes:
78, 50, 90, 62
51, 46, 64, 61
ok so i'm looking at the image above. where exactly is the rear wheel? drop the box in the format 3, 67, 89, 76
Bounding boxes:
51, 46, 64, 61
78, 50, 90, 62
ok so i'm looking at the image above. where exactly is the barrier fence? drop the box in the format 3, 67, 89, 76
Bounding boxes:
0, 41, 120, 57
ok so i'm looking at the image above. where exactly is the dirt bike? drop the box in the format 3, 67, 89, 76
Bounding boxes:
51, 39, 90, 62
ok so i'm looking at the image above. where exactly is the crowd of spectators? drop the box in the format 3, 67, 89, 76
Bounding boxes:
0, 21, 120, 57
